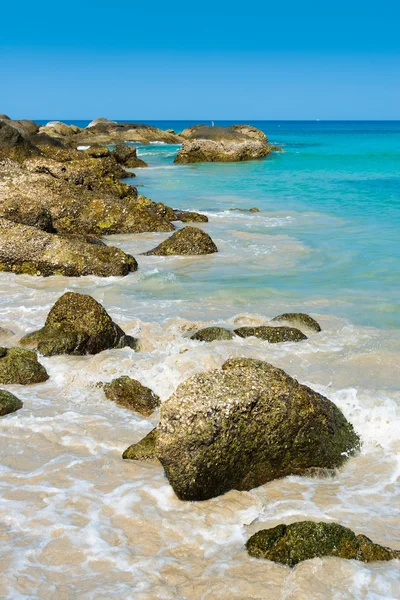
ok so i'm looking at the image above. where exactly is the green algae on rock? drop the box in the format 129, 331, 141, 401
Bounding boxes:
143, 226, 218, 256
272, 313, 322, 333
190, 327, 234, 342
155, 358, 360, 501
103, 376, 160, 416
20, 292, 137, 356
246, 521, 400, 566
0, 219, 138, 277
0, 389, 23, 416
173, 210, 208, 223
234, 325, 307, 343
123, 429, 159, 462
0, 347, 49, 385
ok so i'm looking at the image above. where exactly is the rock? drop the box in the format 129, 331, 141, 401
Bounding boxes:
83, 146, 110, 158
0, 389, 23, 416
87, 117, 117, 128
0, 114, 11, 120
0, 219, 137, 277
123, 429, 159, 462
234, 326, 307, 343
191, 327, 234, 342
0, 347, 49, 385
1, 205, 54, 232
173, 210, 208, 223
111, 145, 148, 168
155, 358, 360, 500
272, 313, 322, 333
246, 521, 400, 567
175, 125, 272, 164
103, 376, 160, 416
229, 207, 260, 213
20, 292, 137, 356
143, 226, 218, 256
0, 121, 40, 161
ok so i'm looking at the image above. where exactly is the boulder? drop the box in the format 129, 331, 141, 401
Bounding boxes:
229, 207, 260, 213
234, 326, 307, 343
0, 347, 49, 384
246, 522, 400, 567
123, 429, 159, 462
155, 358, 360, 500
191, 327, 234, 342
103, 376, 160, 416
143, 226, 218, 256
0, 121, 39, 161
111, 145, 148, 168
272, 313, 322, 333
173, 210, 208, 223
20, 292, 137, 356
0, 389, 23, 416
0, 219, 138, 277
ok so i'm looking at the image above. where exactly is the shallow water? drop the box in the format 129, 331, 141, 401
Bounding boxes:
1, 122, 399, 599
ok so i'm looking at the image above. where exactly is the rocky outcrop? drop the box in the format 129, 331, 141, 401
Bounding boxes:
155, 358, 360, 500
0, 390, 23, 416
272, 313, 322, 333
143, 226, 218, 256
20, 292, 137, 356
175, 125, 275, 164
0, 121, 40, 161
0, 348, 49, 384
103, 376, 160, 416
191, 327, 234, 342
234, 326, 307, 343
123, 429, 159, 462
111, 145, 148, 168
0, 219, 138, 277
246, 522, 400, 566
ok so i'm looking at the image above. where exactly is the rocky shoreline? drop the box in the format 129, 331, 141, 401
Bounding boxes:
0, 115, 398, 568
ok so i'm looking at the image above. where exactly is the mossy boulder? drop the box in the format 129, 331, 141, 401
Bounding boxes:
143, 226, 218, 256
123, 429, 159, 462
0, 389, 23, 415
191, 327, 234, 342
0, 120, 40, 161
0, 219, 138, 277
234, 325, 307, 343
103, 376, 160, 416
173, 210, 208, 223
246, 521, 400, 567
0, 347, 49, 384
155, 358, 360, 501
20, 292, 137, 356
272, 313, 322, 333
111, 145, 148, 168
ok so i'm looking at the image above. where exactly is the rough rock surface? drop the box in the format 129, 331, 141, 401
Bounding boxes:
0, 348, 49, 385
191, 327, 234, 342
111, 145, 148, 168
175, 125, 274, 164
20, 292, 137, 356
123, 429, 159, 462
0, 219, 138, 277
246, 522, 400, 566
143, 226, 218, 256
173, 210, 208, 223
155, 358, 360, 500
234, 325, 307, 343
272, 313, 322, 333
0, 121, 39, 161
103, 376, 160, 416
0, 389, 23, 416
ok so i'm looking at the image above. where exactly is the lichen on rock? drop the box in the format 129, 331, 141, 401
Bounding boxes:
191, 327, 234, 342
123, 429, 159, 462
0, 389, 23, 415
143, 226, 218, 256
103, 376, 160, 416
234, 325, 307, 343
0, 347, 49, 385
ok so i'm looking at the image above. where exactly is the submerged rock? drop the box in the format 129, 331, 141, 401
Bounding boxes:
234, 325, 307, 343
173, 210, 208, 223
229, 207, 260, 213
0, 347, 49, 385
155, 358, 360, 500
0, 219, 138, 277
191, 327, 234, 342
103, 376, 160, 416
246, 521, 400, 566
143, 226, 218, 256
111, 145, 148, 168
0, 389, 23, 416
272, 313, 322, 333
20, 292, 137, 356
123, 429, 159, 462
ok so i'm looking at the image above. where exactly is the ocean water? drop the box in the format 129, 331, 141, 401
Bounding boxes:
0, 122, 399, 599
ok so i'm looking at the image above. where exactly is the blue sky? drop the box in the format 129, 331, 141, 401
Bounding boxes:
1, 0, 399, 119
